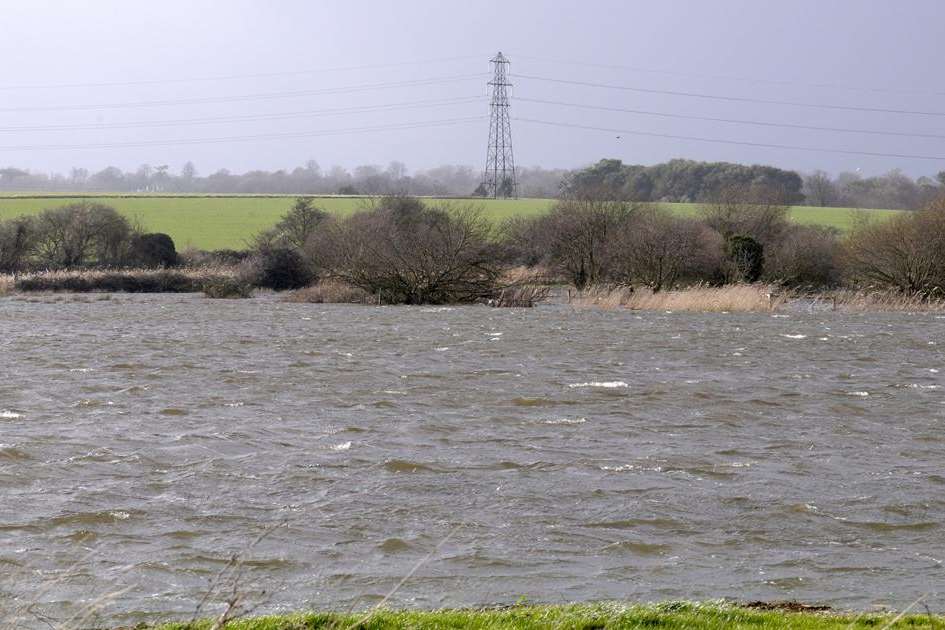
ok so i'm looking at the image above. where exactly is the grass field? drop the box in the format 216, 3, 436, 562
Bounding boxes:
146, 602, 943, 629
0, 194, 902, 251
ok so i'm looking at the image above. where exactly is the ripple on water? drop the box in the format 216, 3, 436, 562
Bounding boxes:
377, 538, 412, 554
383, 459, 443, 474
5, 297, 945, 617
600, 540, 671, 556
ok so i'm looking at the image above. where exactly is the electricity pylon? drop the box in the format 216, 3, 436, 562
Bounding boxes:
479, 52, 517, 198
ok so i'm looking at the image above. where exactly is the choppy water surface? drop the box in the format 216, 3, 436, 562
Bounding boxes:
1, 294, 943, 624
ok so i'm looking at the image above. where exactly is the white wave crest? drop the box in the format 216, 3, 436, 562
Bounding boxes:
543, 417, 587, 425
568, 381, 628, 389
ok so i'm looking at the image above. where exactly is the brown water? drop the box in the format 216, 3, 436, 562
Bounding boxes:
1, 294, 943, 625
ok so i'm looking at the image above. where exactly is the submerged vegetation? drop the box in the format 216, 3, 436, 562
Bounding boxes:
142, 601, 944, 630
11, 267, 235, 293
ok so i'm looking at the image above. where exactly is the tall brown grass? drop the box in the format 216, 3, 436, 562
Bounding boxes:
0, 273, 12, 296
284, 279, 375, 304
572, 284, 786, 312
820, 289, 945, 312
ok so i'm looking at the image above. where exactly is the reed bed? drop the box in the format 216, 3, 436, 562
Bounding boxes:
572, 284, 786, 312
283, 280, 375, 304
816, 289, 945, 312
0, 273, 12, 296
13, 266, 238, 293
488, 284, 551, 307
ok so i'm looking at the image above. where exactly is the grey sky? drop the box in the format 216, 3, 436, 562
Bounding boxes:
1, 0, 943, 177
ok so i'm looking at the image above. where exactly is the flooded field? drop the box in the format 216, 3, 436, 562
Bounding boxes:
1, 294, 943, 625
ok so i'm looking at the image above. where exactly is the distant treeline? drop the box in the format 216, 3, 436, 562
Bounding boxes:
0, 162, 566, 199
3, 160, 943, 210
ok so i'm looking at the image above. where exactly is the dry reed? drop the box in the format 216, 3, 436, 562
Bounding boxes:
0, 273, 13, 296
283, 279, 375, 304
572, 284, 786, 312
816, 289, 945, 313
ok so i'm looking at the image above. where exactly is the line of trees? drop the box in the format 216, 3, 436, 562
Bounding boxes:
802, 169, 945, 210
559, 158, 806, 204
0, 162, 566, 198
4, 160, 944, 211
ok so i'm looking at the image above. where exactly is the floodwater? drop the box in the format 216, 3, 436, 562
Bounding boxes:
1, 294, 943, 625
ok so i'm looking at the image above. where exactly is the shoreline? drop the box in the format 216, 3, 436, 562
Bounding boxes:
4, 272, 945, 314
112, 601, 944, 629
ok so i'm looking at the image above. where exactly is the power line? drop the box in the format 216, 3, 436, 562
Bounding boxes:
510, 52, 945, 98
513, 73, 945, 118
0, 55, 489, 91
517, 97, 945, 141
514, 117, 945, 161
0, 96, 482, 133
0, 116, 486, 151
0, 74, 488, 113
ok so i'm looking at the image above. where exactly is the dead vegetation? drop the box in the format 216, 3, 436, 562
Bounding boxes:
571, 284, 787, 312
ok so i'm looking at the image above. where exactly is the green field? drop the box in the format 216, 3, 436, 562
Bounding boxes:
0, 194, 901, 251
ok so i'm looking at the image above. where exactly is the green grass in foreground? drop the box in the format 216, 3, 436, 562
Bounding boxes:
151, 602, 942, 630
0, 195, 902, 251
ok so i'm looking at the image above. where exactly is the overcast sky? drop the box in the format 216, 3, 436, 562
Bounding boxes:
1, 0, 944, 177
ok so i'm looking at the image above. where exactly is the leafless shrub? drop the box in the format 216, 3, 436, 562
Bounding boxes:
0, 216, 35, 272
609, 207, 723, 291
32, 203, 133, 268
764, 225, 842, 287
504, 193, 636, 289
309, 198, 503, 304
844, 195, 945, 295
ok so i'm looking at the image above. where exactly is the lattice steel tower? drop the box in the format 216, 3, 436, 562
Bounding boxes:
480, 52, 517, 198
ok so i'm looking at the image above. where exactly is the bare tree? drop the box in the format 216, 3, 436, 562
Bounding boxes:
255, 197, 328, 251
701, 182, 791, 246
803, 170, 837, 207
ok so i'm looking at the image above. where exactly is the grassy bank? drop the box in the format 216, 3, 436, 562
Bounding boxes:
144, 602, 943, 629
0, 195, 901, 250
